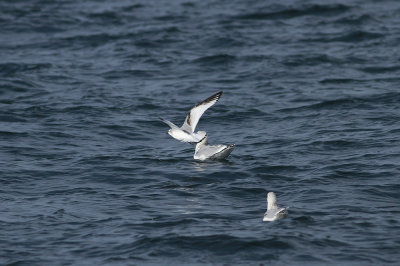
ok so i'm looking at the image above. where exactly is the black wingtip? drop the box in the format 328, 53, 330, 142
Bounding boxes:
193, 91, 222, 108
205, 91, 223, 104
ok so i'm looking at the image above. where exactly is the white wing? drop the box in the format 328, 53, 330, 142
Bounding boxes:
195, 144, 234, 160
263, 207, 287, 221
211, 144, 234, 159
199, 145, 227, 158
181, 91, 222, 133
276, 207, 287, 215
159, 117, 179, 129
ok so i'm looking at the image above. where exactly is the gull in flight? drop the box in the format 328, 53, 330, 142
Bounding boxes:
263, 192, 288, 222
160, 91, 223, 143
193, 132, 234, 160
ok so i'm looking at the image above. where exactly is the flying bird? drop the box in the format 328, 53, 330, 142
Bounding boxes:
160, 91, 223, 143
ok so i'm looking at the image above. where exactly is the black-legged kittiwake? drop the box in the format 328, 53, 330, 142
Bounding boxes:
193, 131, 234, 160
263, 192, 288, 222
160, 91, 222, 143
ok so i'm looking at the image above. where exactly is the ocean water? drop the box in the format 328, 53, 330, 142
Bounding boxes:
1, 0, 400, 265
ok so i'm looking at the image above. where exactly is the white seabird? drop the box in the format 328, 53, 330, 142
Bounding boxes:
193, 131, 234, 160
160, 91, 223, 143
263, 192, 288, 222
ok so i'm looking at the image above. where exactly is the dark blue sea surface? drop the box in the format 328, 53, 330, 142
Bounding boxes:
1, 0, 400, 265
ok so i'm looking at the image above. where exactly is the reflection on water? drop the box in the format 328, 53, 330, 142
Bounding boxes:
191, 159, 233, 172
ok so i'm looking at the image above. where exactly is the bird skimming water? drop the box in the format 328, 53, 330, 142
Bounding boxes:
193, 132, 234, 161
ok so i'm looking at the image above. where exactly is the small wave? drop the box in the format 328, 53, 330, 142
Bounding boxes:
221, 108, 267, 120
283, 98, 360, 112
307, 140, 360, 151
101, 69, 160, 79
88, 11, 121, 21
222, 186, 267, 198
282, 54, 342, 67
0, 63, 51, 76
0, 84, 28, 95
60, 33, 122, 48
0, 130, 29, 137
45, 187, 98, 196
358, 65, 400, 74
193, 54, 236, 65
134, 217, 200, 229
0, 113, 27, 122
331, 31, 383, 42
251, 165, 300, 174
123, 4, 145, 11
205, 36, 246, 48
319, 78, 364, 84
134, 103, 160, 110
280, 92, 400, 112
333, 14, 375, 25
306, 98, 363, 110
155, 15, 188, 21
131, 234, 293, 256
303, 30, 383, 43
60, 105, 102, 115
134, 38, 177, 48
235, 4, 350, 20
